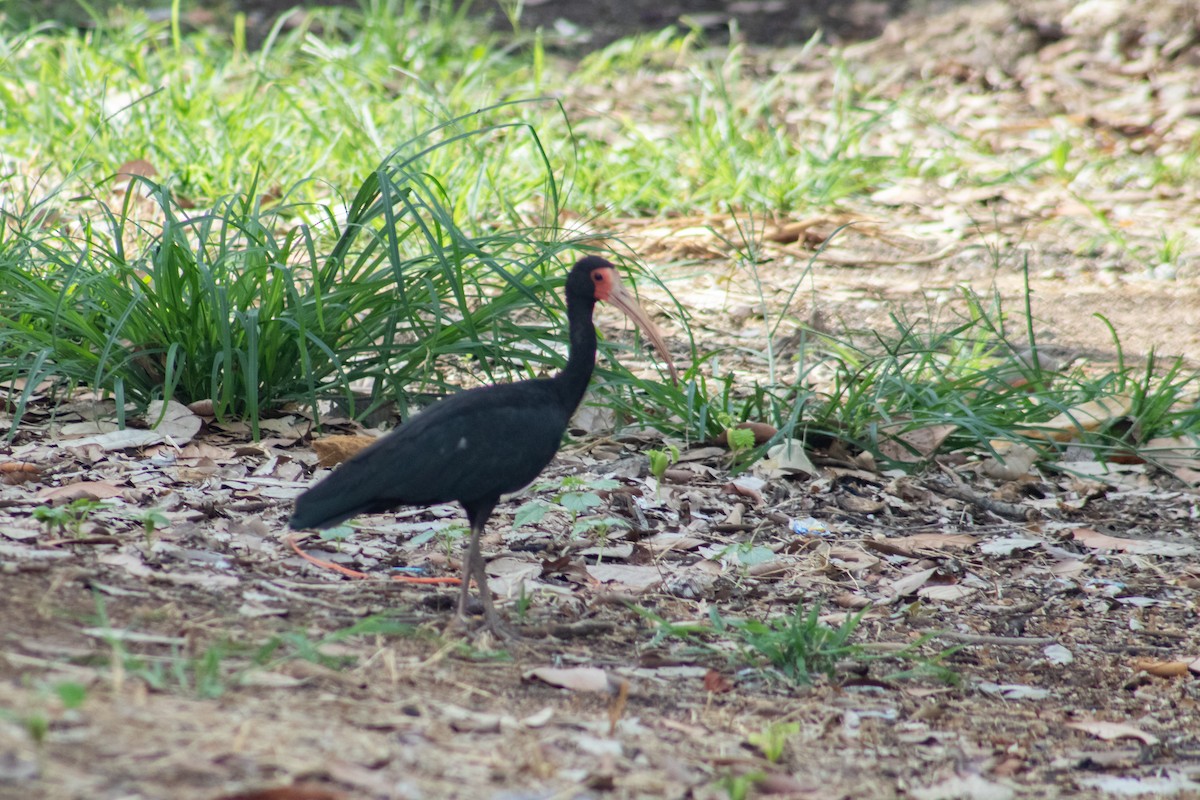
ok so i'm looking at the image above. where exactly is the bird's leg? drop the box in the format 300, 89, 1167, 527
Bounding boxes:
469, 538, 505, 636
454, 520, 483, 622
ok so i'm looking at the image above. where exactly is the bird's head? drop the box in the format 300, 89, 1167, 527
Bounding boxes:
568, 256, 678, 382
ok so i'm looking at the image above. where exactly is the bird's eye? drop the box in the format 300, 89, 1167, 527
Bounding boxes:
593, 272, 602, 282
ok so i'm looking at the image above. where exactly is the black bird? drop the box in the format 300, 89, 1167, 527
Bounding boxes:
289, 256, 676, 634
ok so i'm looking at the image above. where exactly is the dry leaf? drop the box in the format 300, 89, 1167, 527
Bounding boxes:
312, 435, 377, 467
38, 481, 125, 502
1070, 527, 1196, 557
918, 584, 976, 602
1067, 719, 1160, 745
642, 533, 705, 553
524, 667, 614, 693
115, 158, 157, 179
703, 669, 734, 693
878, 422, 957, 463
979, 536, 1043, 555
0, 462, 41, 485
723, 476, 766, 505
826, 547, 880, 573
753, 437, 815, 480
1135, 435, 1200, 473
886, 567, 937, 598
257, 417, 306, 437
216, 786, 348, 800
1132, 658, 1191, 678
884, 533, 976, 556
1018, 394, 1134, 442
586, 563, 663, 592
63, 400, 201, 449
187, 398, 215, 416
982, 442, 1039, 480
911, 774, 1015, 800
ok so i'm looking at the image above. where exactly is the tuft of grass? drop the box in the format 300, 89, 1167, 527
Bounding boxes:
634, 602, 956, 686
32, 499, 104, 537
618, 248, 1200, 471
79, 593, 420, 698
717, 603, 867, 685
0, 104, 641, 435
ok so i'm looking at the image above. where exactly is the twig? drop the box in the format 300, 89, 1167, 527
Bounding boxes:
256, 579, 358, 611
932, 631, 1056, 647
765, 240, 958, 267
286, 534, 459, 585
931, 466, 1037, 521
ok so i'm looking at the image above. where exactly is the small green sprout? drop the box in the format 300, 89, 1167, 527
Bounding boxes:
318, 525, 354, 552
135, 508, 170, 548
725, 426, 756, 453
647, 444, 680, 497
747, 721, 801, 763
32, 498, 103, 537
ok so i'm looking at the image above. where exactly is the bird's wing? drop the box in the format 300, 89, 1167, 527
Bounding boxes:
290, 380, 571, 529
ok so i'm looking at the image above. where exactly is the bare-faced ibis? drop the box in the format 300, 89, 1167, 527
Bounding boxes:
289, 256, 676, 634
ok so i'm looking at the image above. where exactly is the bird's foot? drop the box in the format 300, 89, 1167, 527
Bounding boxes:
443, 608, 516, 642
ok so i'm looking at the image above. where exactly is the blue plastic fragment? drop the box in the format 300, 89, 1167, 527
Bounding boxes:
789, 516, 830, 536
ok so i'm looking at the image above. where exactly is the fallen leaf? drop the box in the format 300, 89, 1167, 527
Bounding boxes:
0, 462, 41, 485
886, 567, 937, 598
1078, 775, 1200, 795
38, 481, 125, 502
826, 547, 880, 573
187, 398, 215, 416
703, 669, 734, 693
237, 671, 306, 688
878, 422, 957, 463
586, 563, 663, 592
115, 158, 157, 178
754, 437, 816, 478
217, 789, 348, 800
486, 557, 544, 597
63, 400, 201, 449
257, 417, 306, 437
980, 536, 1043, 555
1044, 644, 1074, 665
1070, 527, 1196, 557
977, 683, 1051, 700
312, 435, 377, 467
882, 533, 976, 556
524, 666, 614, 693
1136, 435, 1200, 472
723, 476, 766, 505
642, 533, 705, 553
676, 446, 726, 463
1018, 394, 1134, 442
521, 707, 555, 727
911, 774, 1015, 800
918, 584, 975, 602
1067, 719, 1159, 745
981, 442, 1039, 481
1132, 658, 1190, 678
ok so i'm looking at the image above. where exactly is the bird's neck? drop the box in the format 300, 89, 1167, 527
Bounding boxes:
555, 295, 597, 411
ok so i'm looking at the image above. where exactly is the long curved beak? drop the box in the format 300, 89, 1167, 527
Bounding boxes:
604, 274, 679, 384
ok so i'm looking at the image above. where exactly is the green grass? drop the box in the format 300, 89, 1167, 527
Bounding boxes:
634, 602, 957, 687
81, 593, 420, 698
2, 0, 1198, 468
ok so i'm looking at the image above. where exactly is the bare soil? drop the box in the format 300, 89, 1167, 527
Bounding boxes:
4, 2, 1200, 800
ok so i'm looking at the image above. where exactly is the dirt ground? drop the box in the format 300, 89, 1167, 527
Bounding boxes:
4, 1, 1200, 799
227, 0, 920, 47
